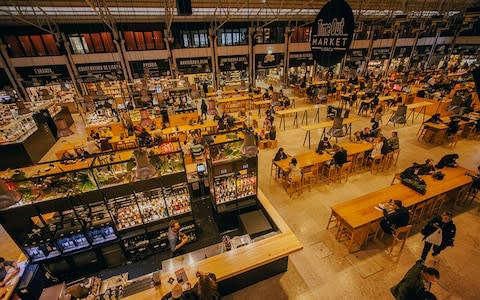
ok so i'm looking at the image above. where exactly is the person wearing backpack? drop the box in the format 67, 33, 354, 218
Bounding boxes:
420, 211, 456, 263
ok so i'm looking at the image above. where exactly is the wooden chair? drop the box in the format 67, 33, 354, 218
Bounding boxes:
339, 162, 353, 183
391, 173, 402, 185
427, 194, 448, 218
352, 151, 366, 172
392, 148, 400, 166
455, 185, 471, 207
363, 220, 381, 247
370, 154, 384, 174
270, 159, 278, 177
447, 130, 463, 149
387, 225, 413, 256
323, 164, 338, 183
302, 164, 320, 191
409, 202, 428, 226
382, 152, 394, 172
286, 174, 303, 197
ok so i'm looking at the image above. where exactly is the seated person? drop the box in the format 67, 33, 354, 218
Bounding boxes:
217, 119, 226, 131
268, 125, 277, 140
61, 150, 75, 160
446, 119, 460, 137
0, 257, 20, 288
400, 162, 422, 179
332, 145, 348, 167
74, 148, 90, 159
288, 158, 302, 179
380, 200, 410, 234
369, 136, 384, 158
380, 137, 391, 155
417, 159, 436, 175
387, 131, 399, 150
425, 113, 442, 124
274, 147, 288, 161
226, 115, 235, 129
316, 137, 332, 153
435, 153, 459, 169
360, 128, 371, 140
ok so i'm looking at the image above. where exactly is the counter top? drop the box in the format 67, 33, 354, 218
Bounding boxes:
122, 189, 302, 299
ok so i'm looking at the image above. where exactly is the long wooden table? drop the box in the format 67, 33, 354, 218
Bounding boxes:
328, 167, 472, 252
162, 120, 217, 136
300, 117, 360, 148
122, 189, 302, 299
274, 141, 372, 173
388, 101, 433, 124
275, 105, 324, 130
253, 100, 272, 114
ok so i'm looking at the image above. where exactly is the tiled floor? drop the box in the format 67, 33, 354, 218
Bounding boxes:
1, 98, 480, 299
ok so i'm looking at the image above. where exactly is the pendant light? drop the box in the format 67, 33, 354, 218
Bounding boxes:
133, 148, 157, 180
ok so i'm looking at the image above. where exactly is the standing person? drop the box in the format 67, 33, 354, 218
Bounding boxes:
202, 81, 209, 97
420, 211, 456, 262
168, 220, 189, 257
391, 260, 440, 300
201, 99, 208, 120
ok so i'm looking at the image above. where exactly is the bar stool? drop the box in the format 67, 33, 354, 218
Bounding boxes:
351, 152, 365, 172
286, 174, 303, 197
409, 202, 428, 226
455, 185, 471, 207
302, 165, 320, 191
392, 148, 400, 166
428, 194, 448, 218
391, 173, 402, 185
387, 225, 413, 256
382, 152, 394, 172
370, 154, 384, 174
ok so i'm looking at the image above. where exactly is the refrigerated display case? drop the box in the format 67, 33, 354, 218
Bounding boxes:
136, 188, 168, 224
73, 201, 118, 246
107, 194, 144, 231
163, 183, 191, 217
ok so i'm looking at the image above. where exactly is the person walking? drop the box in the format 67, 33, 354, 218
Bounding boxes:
201, 99, 208, 120
420, 211, 456, 263
391, 260, 440, 300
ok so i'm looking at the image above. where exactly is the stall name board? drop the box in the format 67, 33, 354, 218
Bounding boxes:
414, 46, 432, 57
346, 48, 367, 61
15, 65, 71, 87
218, 55, 248, 71
394, 46, 412, 58
371, 48, 391, 60
289, 52, 314, 67
434, 45, 451, 55
77, 63, 122, 74
130, 60, 170, 78
176, 57, 212, 74
255, 53, 284, 69
310, 0, 354, 67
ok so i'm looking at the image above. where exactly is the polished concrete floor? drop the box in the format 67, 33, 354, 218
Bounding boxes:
1, 98, 480, 300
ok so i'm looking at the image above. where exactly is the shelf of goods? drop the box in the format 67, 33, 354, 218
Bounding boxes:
0, 141, 196, 272
206, 133, 258, 213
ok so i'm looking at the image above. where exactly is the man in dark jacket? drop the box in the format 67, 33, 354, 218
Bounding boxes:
380, 200, 410, 234
391, 260, 440, 300
420, 211, 456, 262
435, 154, 459, 169
332, 145, 348, 167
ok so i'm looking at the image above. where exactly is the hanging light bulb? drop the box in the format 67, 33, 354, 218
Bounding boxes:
140, 109, 154, 127
133, 148, 157, 180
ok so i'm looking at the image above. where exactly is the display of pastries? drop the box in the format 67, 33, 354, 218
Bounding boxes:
164, 184, 191, 216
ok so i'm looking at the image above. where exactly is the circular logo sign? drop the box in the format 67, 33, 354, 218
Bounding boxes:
310, 0, 355, 67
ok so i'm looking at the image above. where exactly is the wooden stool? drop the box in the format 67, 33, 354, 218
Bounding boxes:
302, 165, 320, 191
392, 148, 400, 166
258, 140, 268, 149
339, 162, 352, 183
391, 173, 402, 185
409, 202, 427, 226
387, 225, 413, 256
286, 175, 303, 197
352, 152, 365, 172
382, 152, 394, 172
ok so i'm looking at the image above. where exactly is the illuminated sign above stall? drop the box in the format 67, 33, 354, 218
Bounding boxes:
310, 0, 354, 67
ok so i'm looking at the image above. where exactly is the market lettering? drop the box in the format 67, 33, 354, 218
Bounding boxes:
34, 68, 53, 74
311, 37, 348, 48
317, 18, 346, 37
142, 62, 157, 68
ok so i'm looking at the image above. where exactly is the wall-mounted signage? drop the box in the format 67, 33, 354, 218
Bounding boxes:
346, 48, 368, 61
15, 65, 71, 87
414, 46, 432, 57
76, 62, 124, 80
310, 0, 354, 67
289, 52, 314, 67
176, 57, 212, 74
255, 53, 284, 69
394, 46, 412, 58
434, 44, 452, 55
130, 60, 170, 79
371, 48, 391, 60
218, 55, 248, 72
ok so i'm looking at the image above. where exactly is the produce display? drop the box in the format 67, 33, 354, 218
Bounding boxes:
214, 175, 237, 204
163, 183, 191, 216
236, 173, 256, 198
136, 189, 168, 223
210, 141, 243, 163
93, 160, 132, 188
108, 195, 143, 230
157, 142, 181, 154
149, 152, 184, 176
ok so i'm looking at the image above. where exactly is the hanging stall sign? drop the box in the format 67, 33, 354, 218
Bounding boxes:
255, 53, 284, 69
76, 62, 124, 80
452, 45, 479, 56
15, 65, 71, 87
130, 60, 170, 79
218, 55, 248, 72
310, 0, 355, 67
176, 57, 212, 74
289, 52, 314, 67
371, 48, 391, 60
346, 48, 368, 61
434, 44, 452, 55
394, 46, 413, 58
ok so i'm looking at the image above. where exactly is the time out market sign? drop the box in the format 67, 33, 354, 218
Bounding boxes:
310, 0, 355, 67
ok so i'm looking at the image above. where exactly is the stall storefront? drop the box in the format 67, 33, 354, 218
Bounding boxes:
389, 46, 412, 73
288, 52, 314, 84
452, 45, 479, 67
218, 55, 249, 90
367, 48, 391, 76
176, 57, 213, 93
429, 44, 452, 69
255, 52, 284, 87
344, 48, 368, 74
410, 45, 432, 71
0, 68, 18, 104
130, 59, 172, 105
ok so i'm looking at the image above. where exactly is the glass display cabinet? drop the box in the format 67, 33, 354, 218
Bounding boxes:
107, 194, 143, 231
73, 201, 117, 246
135, 188, 169, 224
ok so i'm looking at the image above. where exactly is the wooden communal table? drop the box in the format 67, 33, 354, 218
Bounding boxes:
301, 117, 360, 148
162, 120, 217, 137
122, 189, 302, 299
274, 141, 372, 173
328, 167, 472, 252
253, 100, 272, 114
379, 95, 395, 103
388, 101, 433, 125
275, 105, 324, 130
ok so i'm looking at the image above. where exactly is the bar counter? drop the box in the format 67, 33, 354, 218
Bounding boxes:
123, 189, 302, 299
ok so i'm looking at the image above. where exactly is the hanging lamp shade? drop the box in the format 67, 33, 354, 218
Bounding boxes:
0, 179, 21, 210
241, 129, 258, 158
55, 118, 73, 137
140, 109, 153, 127
134, 148, 156, 180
